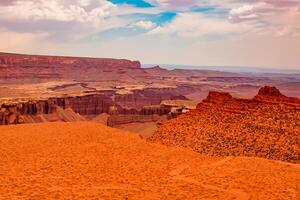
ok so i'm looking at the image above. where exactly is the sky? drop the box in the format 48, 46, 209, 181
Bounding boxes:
0, 0, 300, 69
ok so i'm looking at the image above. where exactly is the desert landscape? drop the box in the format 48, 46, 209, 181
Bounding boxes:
1, 0, 300, 198
1, 52, 300, 136
0, 52, 299, 199
0, 122, 299, 200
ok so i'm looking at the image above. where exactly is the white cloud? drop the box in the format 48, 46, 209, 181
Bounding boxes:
78, 0, 92, 7
131, 20, 157, 30
276, 25, 300, 37
149, 13, 251, 38
228, 2, 300, 37
228, 2, 271, 23
0, 0, 115, 25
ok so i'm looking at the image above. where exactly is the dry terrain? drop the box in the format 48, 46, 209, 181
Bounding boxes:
150, 86, 300, 163
113, 122, 158, 138
0, 122, 299, 200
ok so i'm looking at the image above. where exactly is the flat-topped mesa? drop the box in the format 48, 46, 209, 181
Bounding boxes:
202, 91, 234, 104
0, 52, 142, 83
254, 86, 300, 104
0, 52, 141, 69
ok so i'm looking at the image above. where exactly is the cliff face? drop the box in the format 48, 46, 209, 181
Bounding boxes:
150, 86, 300, 163
0, 95, 115, 125
115, 88, 189, 109
0, 52, 141, 83
0, 52, 141, 69
0, 87, 187, 125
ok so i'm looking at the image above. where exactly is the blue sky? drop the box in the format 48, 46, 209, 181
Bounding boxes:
0, 0, 299, 69
109, 0, 154, 8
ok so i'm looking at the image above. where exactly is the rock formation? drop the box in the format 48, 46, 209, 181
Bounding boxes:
0, 52, 141, 83
150, 86, 300, 163
0, 87, 188, 125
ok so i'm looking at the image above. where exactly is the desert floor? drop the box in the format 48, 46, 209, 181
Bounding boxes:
0, 122, 299, 200
113, 122, 157, 138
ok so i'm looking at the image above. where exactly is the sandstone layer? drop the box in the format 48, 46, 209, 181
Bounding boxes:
0, 88, 188, 125
150, 86, 300, 163
0, 122, 299, 200
0, 52, 141, 83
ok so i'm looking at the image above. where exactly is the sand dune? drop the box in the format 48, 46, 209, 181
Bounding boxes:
0, 122, 299, 199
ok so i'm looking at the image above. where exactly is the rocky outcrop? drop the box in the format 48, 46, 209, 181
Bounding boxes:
254, 86, 300, 105
150, 86, 300, 163
202, 91, 234, 105
257, 86, 283, 97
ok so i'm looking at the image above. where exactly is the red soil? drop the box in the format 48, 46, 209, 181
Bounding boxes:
0, 122, 299, 199
150, 86, 300, 163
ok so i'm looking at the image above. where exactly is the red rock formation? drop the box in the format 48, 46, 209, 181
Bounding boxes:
254, 86, 300, 105
257, 86, 284, 97
202, 91, 234, 105
0, 52, 141, 83
115, 88, 189, 109
0, 87, 188, 125
0, 52, 140, 69
149, 86, 300, 163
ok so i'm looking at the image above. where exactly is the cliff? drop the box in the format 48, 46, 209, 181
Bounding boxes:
150, 86, 300, 163
0, 52, 141, 83
0, 87, 188, 125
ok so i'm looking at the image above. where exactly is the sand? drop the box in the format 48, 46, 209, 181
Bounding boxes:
0, 122, 299, 199
113, 122, 158, 138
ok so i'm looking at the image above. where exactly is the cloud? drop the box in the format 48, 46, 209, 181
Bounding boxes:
276, 26, 300, 37
229, 3, 261, 22
228, 1, 300, 37
150, 0, 198, 7
131, 20, 156, 29
0, 0, 115, 24
149, 12, 251, 38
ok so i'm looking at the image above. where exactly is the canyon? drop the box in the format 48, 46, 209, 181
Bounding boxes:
1, 52, 300, 137
0, 52, 299, 199
0, 52, 227, 131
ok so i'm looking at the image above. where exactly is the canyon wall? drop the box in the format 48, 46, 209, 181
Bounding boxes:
0, 52, 141, 83
0, 87, 187, 125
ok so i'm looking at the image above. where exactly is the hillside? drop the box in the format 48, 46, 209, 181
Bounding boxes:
0, 122, 299, 199
150, 86, 300, 163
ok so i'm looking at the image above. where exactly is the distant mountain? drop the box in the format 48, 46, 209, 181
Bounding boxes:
143, 64, 300, 74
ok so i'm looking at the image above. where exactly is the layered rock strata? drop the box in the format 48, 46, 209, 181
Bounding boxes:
0, 89, 185, 125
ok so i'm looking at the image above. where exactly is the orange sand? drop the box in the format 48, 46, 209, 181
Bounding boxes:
0, 122, 299, 199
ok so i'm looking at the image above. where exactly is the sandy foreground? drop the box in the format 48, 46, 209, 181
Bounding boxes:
0, 122, 299, 200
